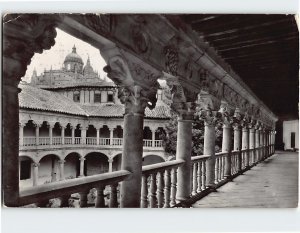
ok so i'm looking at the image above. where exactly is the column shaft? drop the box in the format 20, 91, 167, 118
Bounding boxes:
19, 125, 24, 146
242, 127, 249, 167
109, 128, 114, 146
49, 126, 53, 145
204, 122, 216, 187
79, 158, 85, 177
32, 163, 39, 186
108, 159, 113, 172
61, 127, 65, 145
96, 128, 100, 145
152, 129, 156, 147
59, 160, 65, 181
249, 128, 255, 164
120, 113, 144, 207
176, 118, 193, 200
35, 126, 40, 145
222, 125, 232, 177
71, 127, 75, 144
233, 126, 242, 171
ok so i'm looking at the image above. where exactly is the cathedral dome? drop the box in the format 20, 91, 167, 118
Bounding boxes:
64, 45, 83, 65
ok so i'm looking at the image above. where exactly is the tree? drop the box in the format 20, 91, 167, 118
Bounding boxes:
158, 110, 223, 157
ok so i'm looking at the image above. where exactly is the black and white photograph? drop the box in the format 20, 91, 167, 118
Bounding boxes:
2, 12, 299, 210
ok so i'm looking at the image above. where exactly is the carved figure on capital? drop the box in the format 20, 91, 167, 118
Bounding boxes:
197, 94, 222, 126
218, 101, 235, 127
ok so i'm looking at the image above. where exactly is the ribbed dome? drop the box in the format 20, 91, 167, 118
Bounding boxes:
64, 45, 83, 65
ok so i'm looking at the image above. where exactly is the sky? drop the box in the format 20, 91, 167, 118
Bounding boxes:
23, 28, 107, 82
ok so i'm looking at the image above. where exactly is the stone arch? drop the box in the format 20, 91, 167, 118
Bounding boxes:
142, 154, 166, 166
64, 152, 81, 179
112, 153, 122, 171
38, 153, 62, 185
84, 152, 109, 176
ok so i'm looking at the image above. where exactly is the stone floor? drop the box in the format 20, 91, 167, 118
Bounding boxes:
193, 151, 299, 208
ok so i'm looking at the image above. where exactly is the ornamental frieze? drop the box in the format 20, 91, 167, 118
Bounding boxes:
163, 45, 179, 76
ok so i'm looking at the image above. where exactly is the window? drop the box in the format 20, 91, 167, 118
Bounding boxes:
20, 160, 31, 180
107, 91, 113, 102
94, 91, 101, 103
73, 91, 80, 102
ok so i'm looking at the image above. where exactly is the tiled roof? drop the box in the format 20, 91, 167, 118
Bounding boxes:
19, 83, 171, 119
19, 83, 87, 116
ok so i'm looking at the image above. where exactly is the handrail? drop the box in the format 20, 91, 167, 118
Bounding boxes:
191, 155, 210, 162
142, 159, 184, 174
215, 152, 228, 157
19, 170, 131, 206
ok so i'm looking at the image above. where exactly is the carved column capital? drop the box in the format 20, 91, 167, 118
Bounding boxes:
32, 162, 40, 167
218, 101, 235, 128
58, 160, 65, 165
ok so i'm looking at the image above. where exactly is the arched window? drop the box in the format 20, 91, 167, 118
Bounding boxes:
94, 90, 101, 103
73, 91, 80, 102
107, 91, 113, 102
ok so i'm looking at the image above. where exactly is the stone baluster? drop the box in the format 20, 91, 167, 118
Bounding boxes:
95, 185, 105, 208
58, 160, 65, 181
149, 173, 158, 208
170, 168, 177, 206
79, 157, 85, 177
157, 171, 165, 208
197, 162, 202, 192
109, 183, 118, 208
192, 162, 198, 195
32, 162, 40, 186
141, 174, 149, 208
164, 169, 171, 208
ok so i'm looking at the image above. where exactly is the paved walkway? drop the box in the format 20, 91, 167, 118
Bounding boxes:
193, 151, 298, 208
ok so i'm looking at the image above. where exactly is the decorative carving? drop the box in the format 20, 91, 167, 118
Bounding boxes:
209, 78, 223, 99
218, 101, 234, 127
197, 94, 222, 126
198, 68, 209, 92
163, 45, 179, 76
131, 24, 150, 54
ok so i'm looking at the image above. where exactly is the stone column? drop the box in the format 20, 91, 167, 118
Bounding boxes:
222, 123, 232, 177
117, 86, 151, 208
96, 127, 100, 145
255, 124, 260, 162
49, 124, 53, 145
79, 157, 85, 177
35, 124, 40, 145
259, 127, 264, 160
233, 124, 242, 171
32, 162, 39, 186
108, 158, 113, 172
61, 126, 65, 145
176, 112, 194, 200
90, 89, 94, 104
109, 128, 114, 146
249, 127, 255, 164
19, 123, 25, 146
59, 160, 65, 181
81, 126, 87, 145
242, 126, 249, 168
151, 128, 156, 147
80, 90, 84, 104
71, 126, 75, 144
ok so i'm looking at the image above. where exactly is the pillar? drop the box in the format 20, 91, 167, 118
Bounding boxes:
222, 123, 232, 177
176, 113, 193, 200
233, 124, 242, 171
108, 158, 113, 172
242, 126, 249, 168
61, 126, 65, 145
255, 127, 260, 162
19, 123, 24, 146
81, 126, 87, 145
109, 127, 114, 146
204, 120, 217, 187
80, 90, 84, 104
79, 157, 85, 177
32, 162, 39, 186
152, 128, 156, 147
249, 128, 255, 164
259, 128, 264, 160
49, 124, 53, 145
59, 160, 65, 181
96, 127, 100, 145
35, 124, 40, 145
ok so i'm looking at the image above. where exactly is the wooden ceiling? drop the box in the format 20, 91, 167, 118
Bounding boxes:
181, 14, 299, 120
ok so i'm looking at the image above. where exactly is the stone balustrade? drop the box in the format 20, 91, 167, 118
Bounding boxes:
20, 136, 164, 149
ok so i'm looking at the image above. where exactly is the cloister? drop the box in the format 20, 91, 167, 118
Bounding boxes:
2, 14, 296, 208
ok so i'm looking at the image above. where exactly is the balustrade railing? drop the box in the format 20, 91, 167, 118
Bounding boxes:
141, 159, 184, 208
86, 137, 97, 145
22, 137, 36, 146
154, 140, 163, 147
39, 137, 50, 145
143, 139, 152, 147
112, 138, 123, 146
214, 152, 227, 184
64, 137, 72, 145
231, 150, 240, 175
99, 138, 110, 146
52, 137, 62, 145
191, 155, 210, 195
19, 170, 131, 208
74, 137, 81, 145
